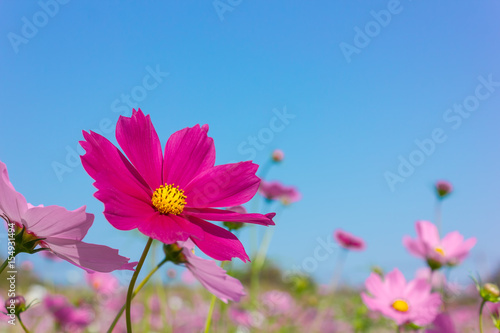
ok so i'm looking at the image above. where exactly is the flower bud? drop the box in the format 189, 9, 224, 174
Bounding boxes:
223, 221, 245, 231
5, 296, 26, 316
163, 244, 187, 265
484, 283, 500, 298
435, 180, 453, 199
271, 149, 284, 162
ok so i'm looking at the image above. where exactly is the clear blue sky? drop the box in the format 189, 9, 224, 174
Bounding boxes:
1, 1, 500, 287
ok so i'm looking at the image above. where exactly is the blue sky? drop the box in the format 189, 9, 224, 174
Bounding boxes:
1, 1, 500, 287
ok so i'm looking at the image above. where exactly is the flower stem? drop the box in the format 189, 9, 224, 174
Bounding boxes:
204, 261, 225, 333
479, 299, 486, 333
125, 237, 154, 333
0, 257, 10, 274
17, 314, 30, 333
435, 200, 442, 235
108, 256, 167, 333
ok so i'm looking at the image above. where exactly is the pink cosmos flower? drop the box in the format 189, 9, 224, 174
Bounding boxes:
403, 220, 476, 268
44, 295, 94, 332
178, 240, 246, 303
361, 268, 442, 326
258, 180, 301, 204
228, 307, 253, 327
261, 290, 295, 315
435, 180, 453, 199
85, 272, 120, 295
80, 109, 275, 262
426, 313, 456, 333
333, 229, 366, 251
0, 161, 135, 273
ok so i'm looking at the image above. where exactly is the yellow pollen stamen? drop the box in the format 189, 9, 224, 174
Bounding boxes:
435, 247, 445, 256
392, 299, 409, 312
151, 184, 187, 215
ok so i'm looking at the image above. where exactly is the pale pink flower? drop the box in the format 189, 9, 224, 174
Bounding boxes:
361, 268, 442, 326
85, 272, 119, 295
0, 161, 136, 273
403, 221, 476, 268
260, 290, 295, 315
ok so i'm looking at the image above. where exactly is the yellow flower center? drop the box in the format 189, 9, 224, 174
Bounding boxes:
151, 184, 187, 215
391, 299, 409, 312
435, 247, 445, 256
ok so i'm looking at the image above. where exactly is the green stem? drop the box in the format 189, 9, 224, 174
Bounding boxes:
17, 314, 30, 333
479, 299, 486, 333
125, 237, 154, 333
435, 200, 442, 235
108, 256, 167, 333
204, 261, 225, 333
0, 257, 10, 274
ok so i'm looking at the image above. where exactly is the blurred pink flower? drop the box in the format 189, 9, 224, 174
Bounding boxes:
179, 240, 246, 303
20, 260, 34, 271
426, 313, 456, 333
258, 180, 301, 204
167, 268, 177, 279
403, 221, 476, 269
181, 269, 196, 285
361, 268, 442, 326
228, 307, 253, 327
44, 294, 94, 332
80, 109, 275, 262
0, 161, 136, 273
85, 272, 119, 295
435, 180, 453, 199
488, 301, 500, 318
260, 290, 295, 315
271, 149, 284, 162
333, 229, 366, 251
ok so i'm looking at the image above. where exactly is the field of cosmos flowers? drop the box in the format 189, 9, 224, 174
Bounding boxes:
0, 109, 498, 333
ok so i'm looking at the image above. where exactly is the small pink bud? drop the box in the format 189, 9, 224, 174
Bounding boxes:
271, 149, 284, 162
5, 296, 26, 315
435, 180, 453, 198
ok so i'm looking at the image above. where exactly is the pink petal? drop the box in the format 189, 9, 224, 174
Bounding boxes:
184, 162, 260, 208
183, 248, 245, 303
163, 124, 215, 190
24, 205, 93, 241
80, 131, 151, 199
385, 268, 406, 292
95, 185, 156, 231
46, 239, 137, 273
402, 236, 426, 258
116, 109, 163, 190
137, 214, 204, 244
365, 273, 388, 299
0, 161, 28, 223
416, 220, 440, 247
184, 207, 275, 226
188, 216, 250, 262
